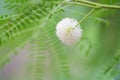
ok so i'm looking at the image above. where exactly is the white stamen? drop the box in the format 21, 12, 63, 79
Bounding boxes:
56, 18, 83, 45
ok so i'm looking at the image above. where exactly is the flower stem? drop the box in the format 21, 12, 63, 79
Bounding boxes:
65, 2, 98, 8
78, 8, 96, 24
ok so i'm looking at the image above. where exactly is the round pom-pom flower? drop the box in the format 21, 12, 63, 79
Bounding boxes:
56, 18, 83, 45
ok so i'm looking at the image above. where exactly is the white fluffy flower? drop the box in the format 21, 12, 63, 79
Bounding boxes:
56, 18, 83, 45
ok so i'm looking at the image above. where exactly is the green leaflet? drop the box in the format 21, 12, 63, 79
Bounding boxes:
0, 0, 61, 68
0, 1, 59, 46
0, 0, 68, 77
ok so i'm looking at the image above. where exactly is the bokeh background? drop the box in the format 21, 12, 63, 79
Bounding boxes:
0, 0, 120, 80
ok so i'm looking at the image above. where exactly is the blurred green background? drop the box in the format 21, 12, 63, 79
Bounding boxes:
0, 0, 120, 80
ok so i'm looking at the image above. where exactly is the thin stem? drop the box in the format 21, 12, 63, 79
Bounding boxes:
78, 8, 96, 24
76, 0, 120, 9
64, 2, 98, 8
54, 1, 120, 9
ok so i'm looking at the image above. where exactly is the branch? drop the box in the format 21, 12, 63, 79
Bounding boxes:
65, 0, 120, 10
76, 0, 120, 9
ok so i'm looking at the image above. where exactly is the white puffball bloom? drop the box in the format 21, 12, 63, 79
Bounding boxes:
56, 18, 83, 45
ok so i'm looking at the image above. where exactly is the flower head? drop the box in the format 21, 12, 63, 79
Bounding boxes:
56, 18, 83, 45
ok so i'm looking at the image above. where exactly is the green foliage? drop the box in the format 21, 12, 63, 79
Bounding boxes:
0, 0, 61, 69
0, 0, 120, 80
0, 1, 59, 46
